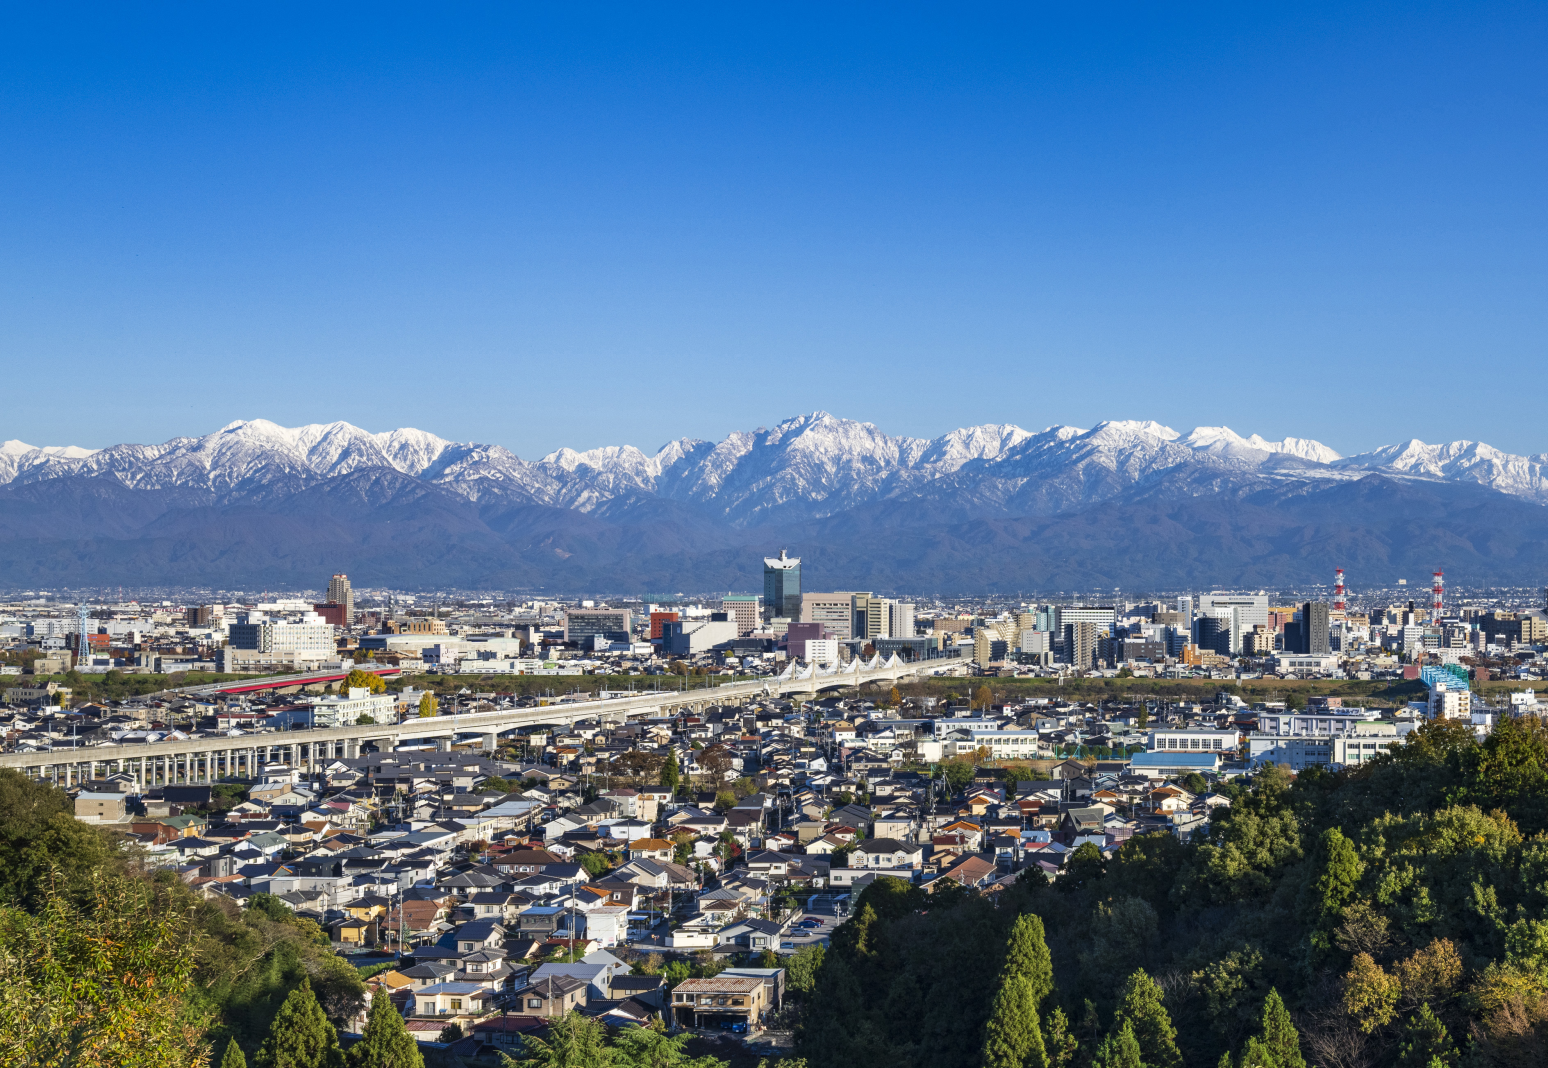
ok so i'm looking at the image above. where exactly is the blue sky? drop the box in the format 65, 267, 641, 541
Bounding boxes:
2, 3, 1545, 458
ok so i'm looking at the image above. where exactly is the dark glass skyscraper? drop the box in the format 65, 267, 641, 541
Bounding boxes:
763, 549, 802, 620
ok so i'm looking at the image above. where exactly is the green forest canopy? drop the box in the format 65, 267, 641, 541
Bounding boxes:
796, 716, 1548, 1068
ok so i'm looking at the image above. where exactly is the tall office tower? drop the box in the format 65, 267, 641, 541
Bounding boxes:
719, 596, 761, 636
1196, 610, 1236, 656
326, 574, 354, 620
763, 550, 802, 620
889, 602, 916, 639
1054, 605, 1117, 634
1300, 601, 1331, 655
801, 592, 858, 641
852, 594, 885, 642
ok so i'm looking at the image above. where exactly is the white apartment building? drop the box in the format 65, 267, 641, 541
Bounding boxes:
1271, 654, 1341, 674
942, 728, 1042, 759
1147, 728, 1239, 753
803, 639, 839, 665
1255, 709, 1384, 737
227, 613, 335, 659
1330, 731, 1399, 767
1247, 735, 1332, 770
303, 687, 397, 727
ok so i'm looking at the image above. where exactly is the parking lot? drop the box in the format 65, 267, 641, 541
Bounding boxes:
777, 911, 836, 952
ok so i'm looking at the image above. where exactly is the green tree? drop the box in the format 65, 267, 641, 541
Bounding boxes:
1111, 969, 1183, 1068
661, 751, 681, 793
417, 694, 438, 718
438, 1021, 464, 1044
785, 944, 826, 996
0, 769, 121, 909
1090, 1019, 1143, 1068
349, 991, 424, 1068
1307, 827, 1363, 948
344, 669, 386, 694
483, 776, 514, 793
981, 913, 1054, 1068
580, 851, 612, 879
0, 870, 212, 1068
1060, 842, 1107, 893
1180, 772, 1208, 795
611, 1018, 726, 1067
982, 974, 1048, 1068
1395, 1004, 1454, 1068
1237, 989, 1304, 1068
222, 1038, 250, 1068
1043, 1007, 1080, 1068
940, 758, 976, 794
503, 1009, 612, 1067
255, 978, 345, 1068
1004, 913, 1055, 1006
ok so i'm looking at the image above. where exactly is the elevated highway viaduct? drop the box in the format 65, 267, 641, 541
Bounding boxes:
1, 655, 962, 787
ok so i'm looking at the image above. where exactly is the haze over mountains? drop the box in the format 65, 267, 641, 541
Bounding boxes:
4, 412, 1548, 593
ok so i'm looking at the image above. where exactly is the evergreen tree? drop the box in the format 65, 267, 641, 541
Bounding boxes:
980, 912, 1057, 1067
1236, 989, 1305, 1068
1043, 1007, 1080, 1068
1260, 989, 1304, 1068
506, 1009, 612, 1067
1396, 1004, 1455, 1068
221, 1038, 249, 1068
661, 752, 680, 793
1112, 970, 1183, 1068
256, 978, 345, 1068
982, 974, 1048, 1068
1307, 828, 1363, 948
349, 992, 423, 1068
1090, 1020, 1143, 1068
1003, 914, 1055, 1006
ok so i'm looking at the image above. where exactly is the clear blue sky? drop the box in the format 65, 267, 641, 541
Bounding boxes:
2, 3, 1545, 458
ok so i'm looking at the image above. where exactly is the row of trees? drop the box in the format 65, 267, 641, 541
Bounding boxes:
794, 716, 1548, 1067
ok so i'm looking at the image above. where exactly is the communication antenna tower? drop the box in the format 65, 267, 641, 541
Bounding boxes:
78, 604, 91, 660
1333, 569, 1346, 613
1432, 570, 1445, 620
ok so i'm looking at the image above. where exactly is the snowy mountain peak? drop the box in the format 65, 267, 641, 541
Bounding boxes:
1182, 426, 1341, 463
1, 414, 1544, 519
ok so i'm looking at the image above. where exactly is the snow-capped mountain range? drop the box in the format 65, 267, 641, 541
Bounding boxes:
3, 411, 1547, 523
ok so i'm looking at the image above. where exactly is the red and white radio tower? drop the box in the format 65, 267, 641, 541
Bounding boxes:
1432, 570, 1444, 620
1333, 569, 1346, 613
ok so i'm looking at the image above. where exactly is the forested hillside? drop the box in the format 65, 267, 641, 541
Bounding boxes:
796, 717, 1548, 1068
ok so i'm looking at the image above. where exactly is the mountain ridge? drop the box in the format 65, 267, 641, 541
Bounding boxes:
2, 412, 1546, 591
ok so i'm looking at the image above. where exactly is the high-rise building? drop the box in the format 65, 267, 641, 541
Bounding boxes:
1064, 621, 1098, 668
1197, 593, 1268, 633
326, 574, 354, 621
1197, 610, 1236, 657
801, 592, 859, 641
1054, 606, 1117, 633
649, 611, 680, 640
1291, 602, 1331, 655
763, 550, 802, 620
720, 596, 761, 637
851, 596, 914, 642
